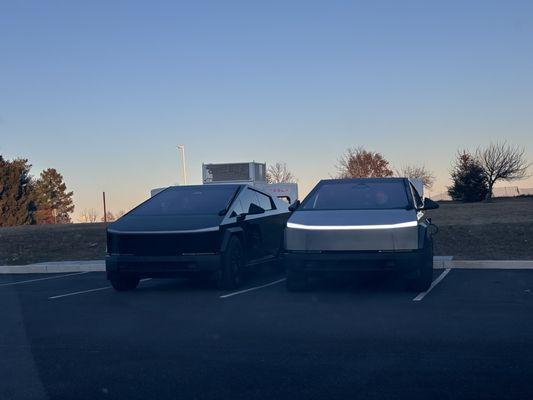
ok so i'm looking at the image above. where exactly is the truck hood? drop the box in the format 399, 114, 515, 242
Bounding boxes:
285, 209, 419, 251
108, 214, 222, 234
287, 209, 417, 228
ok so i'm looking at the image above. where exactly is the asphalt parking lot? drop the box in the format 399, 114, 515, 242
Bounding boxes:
1, 266, 533, 400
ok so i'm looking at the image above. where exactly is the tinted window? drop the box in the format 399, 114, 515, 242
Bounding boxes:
410, 183, 424, 208
301, 181, 409, 210
256, 191, 273, 211
230, 198, 245, 217
130, 186, 238, 216
238, 189, 260, 213
229, 188, 273, 217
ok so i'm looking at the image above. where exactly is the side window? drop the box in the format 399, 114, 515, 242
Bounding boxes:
255, 191, 273, 211
231, 189, 274, 217
230, 197, 244, 217
239, 189, 258, 214
410, 184, 424, 209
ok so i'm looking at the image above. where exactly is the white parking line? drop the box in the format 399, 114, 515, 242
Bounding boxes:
48, 278, 152, 300
413, 268, 451, 302
220, 278, 286, 299
0, 272, 89, 287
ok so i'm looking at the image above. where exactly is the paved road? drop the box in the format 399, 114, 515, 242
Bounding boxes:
1, 266, 532, 400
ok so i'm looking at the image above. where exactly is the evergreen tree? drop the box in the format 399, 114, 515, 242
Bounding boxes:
448, 151, 489, 202
34, 168, 74, 224
0, 156, 36, 226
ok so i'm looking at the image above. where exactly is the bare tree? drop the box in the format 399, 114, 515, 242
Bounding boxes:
78, 208, 98, 223
336, 147, 393, 178
476, 142, 530, 199
396, 165, 436, 189
116, 210, 127, 219
266, 162, 297, 183
101, 211, 115, 222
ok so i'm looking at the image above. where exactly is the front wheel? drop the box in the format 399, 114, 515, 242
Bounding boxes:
109, 273, 140, 291
218, 236, 244, 290
407, 237, 433, 292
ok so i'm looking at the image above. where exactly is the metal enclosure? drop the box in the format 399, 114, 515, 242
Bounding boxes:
152, 162, 298, 202
202, 162, 266, 184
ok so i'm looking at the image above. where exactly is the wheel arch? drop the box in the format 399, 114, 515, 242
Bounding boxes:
221, 227, 245, 253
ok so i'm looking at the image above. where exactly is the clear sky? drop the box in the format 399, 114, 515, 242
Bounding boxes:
1, 1, 533, 219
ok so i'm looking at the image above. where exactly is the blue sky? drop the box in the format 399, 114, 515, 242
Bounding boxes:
1, 1, 533, 218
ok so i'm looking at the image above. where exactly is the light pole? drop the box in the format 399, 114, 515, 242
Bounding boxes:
177, 145, 187, 185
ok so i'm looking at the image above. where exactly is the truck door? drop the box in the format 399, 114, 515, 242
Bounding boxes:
251, 190, 282, 258
235, 189, 265, 262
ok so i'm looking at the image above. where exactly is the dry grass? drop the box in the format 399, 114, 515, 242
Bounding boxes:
0, 223, 107, 265
426, 197, 533, 260
1, 197, 532, 265
426, 197, 533, 226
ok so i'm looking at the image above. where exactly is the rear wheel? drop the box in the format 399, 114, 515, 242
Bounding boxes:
218, 236, 244, 290
286, 268, 308, 292
109, 273, 140, 291
407, 237, 433, 292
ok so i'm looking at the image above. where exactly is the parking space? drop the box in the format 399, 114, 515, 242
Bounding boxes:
0, 271, 89, 288
1, 266, 533, 400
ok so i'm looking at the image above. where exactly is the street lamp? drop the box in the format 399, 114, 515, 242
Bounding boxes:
177, 145, 187, 185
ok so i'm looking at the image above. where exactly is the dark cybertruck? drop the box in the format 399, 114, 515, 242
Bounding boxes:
106, 184, 290, 291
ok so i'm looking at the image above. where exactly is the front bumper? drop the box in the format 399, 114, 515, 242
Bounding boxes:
106, 254, 221, 278
284, 250, 422, 272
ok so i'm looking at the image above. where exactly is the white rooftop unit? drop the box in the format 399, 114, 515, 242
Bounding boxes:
202, 162, 298, 204
202, 162, 266, 184
152, 162, 299, 204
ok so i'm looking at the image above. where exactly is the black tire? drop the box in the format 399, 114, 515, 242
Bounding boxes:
218, 236, 244, 290
109, 273, 140, 291
408, 237, 433, 292
189, 272, 211, 282
273, 252, 286, 272
286, 268, 307, 292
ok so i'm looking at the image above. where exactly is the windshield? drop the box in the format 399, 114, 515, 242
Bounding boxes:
301, 181, 410, 210
129, 186, 238, 216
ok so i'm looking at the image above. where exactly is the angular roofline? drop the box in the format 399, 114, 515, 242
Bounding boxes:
167, 183, 244, 189
318, 177, 407, 184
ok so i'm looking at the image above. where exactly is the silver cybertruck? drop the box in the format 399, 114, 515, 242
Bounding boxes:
284, 178, 439, 291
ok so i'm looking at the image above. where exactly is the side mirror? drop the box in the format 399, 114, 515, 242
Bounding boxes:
288, 200, 301, 212
248, 203, 265, 215
421, 198, 439, 210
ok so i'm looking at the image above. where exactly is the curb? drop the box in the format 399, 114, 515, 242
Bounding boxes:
1, 257, 533, 274
433, 256, 453, 269
0, 260, 105, 274
452, 260, 533, 269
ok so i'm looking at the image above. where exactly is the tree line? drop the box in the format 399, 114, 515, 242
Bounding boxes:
0, 156, 74, 227
78, 209, 126, 223
269, 141, 530, 202
1, 142, 529, 227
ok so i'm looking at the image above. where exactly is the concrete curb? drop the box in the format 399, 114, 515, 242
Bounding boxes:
452, 260, 533, 269
433, 256, 454, 269
1, 257, 533, 274
0, 260, 105, 274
